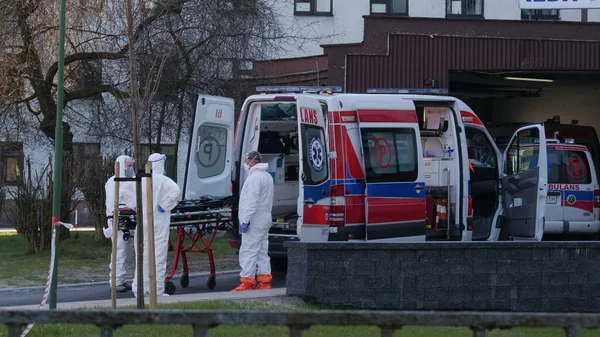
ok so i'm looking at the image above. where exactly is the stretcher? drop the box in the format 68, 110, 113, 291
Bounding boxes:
165, 196, 236, 295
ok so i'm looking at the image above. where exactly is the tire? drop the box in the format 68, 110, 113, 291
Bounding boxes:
180, 274, 189, 288
165, 281, 176, 295
207, 276, 216, 289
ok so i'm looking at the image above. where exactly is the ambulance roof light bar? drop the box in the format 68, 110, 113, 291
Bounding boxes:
367, 88, 449, 95
256, 86, 343, 94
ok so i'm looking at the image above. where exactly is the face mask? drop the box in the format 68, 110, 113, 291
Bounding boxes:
125, 167, 135, 178
243, 163, 250, 172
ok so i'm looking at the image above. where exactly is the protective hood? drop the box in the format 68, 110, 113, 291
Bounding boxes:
115, 155, 133, 177
248, 162, 269, 174
148, 153, 167, 175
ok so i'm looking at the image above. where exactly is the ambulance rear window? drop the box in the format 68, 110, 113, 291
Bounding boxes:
524, 150, 591, 185
555, 150, 591, 185
361, 128, 418, 183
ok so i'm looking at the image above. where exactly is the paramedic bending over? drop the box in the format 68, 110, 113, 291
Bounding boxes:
232, 151, 275, 291
104, 155, 136, 292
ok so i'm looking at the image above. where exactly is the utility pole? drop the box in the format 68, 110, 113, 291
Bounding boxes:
48, 0, 68, 310
125, 0, 145, 308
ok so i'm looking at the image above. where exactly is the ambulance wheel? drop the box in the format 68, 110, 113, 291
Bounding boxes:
207, 276, 216, 289
165, 281, 176, 295
180, 275, 189, 288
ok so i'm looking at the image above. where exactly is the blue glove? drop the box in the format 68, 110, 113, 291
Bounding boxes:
157, 205, 165, 213
240, 223, 249, 234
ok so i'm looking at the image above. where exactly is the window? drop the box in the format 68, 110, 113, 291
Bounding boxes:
294, 0, 332, 16
370, 0, 408, 15
446, 0, 483, 17
466, 129, 497, 169
194, 126, 227, 179
301, 125, 328, 185
505, 128, 540, 175
140, 143, 178, 180
0, 142, 23, 186
521, 9, 559, 21
361, 128, 418, 183
547, 150, 591, 185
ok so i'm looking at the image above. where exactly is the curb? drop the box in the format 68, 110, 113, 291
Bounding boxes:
0, 288, 287, 310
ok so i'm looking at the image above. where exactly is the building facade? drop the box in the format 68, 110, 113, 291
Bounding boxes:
272, 0, 600, 59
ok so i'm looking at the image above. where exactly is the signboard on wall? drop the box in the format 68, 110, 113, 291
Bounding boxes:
520, 0, 600, 9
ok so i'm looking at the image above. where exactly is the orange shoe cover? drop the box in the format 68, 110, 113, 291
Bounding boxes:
231, 277, 256, 292
256, 274, 272, 290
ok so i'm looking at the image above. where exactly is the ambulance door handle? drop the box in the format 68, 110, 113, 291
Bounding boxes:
304, 199, 315, 205
414, 185, 424, 193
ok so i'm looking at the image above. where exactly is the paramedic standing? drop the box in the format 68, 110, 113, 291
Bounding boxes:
104, 155, 137, 292
132, 153, 180, 297
232, 151, 275, 291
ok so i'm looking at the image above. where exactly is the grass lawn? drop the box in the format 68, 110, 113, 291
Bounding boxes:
1, 300, 598, 337
0, 230, 235, 288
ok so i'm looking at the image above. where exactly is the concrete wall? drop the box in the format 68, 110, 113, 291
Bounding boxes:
286, 241, 600, 312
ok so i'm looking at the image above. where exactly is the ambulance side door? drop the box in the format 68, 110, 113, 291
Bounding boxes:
184, 95, 235, 200
296, 96, 331, 242
357, 99, 426, 241
501, 124, 548, 241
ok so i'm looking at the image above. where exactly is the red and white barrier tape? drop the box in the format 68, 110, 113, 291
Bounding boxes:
20, 220, 73, 337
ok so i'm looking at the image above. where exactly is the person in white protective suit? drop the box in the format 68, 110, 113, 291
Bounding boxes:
232, 151, 274, 291
104, 155, 137, 292
132, 153, 181, 297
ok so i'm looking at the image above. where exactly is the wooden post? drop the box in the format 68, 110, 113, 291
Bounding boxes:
111, 161, 120, 309
145, 161, 158, 308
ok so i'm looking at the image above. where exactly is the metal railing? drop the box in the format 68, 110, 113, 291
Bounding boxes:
2, 309, 600, 337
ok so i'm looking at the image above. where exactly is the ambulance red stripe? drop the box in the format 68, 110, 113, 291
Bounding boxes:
561, 200, 594, 213
367, 197, 426, 224
357, 109, 417, 123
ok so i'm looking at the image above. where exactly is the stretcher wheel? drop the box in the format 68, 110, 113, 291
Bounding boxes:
180, 274, 189, 288
207, 276, 216, 289
165, 281, 176, 295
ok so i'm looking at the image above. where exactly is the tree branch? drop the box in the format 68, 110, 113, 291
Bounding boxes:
45, 51, 127, 85
64, 84, 130, 103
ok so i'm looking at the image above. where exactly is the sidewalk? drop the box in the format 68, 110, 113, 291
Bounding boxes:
1, 288, 287, 310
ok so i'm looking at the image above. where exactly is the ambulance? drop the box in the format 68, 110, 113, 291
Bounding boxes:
182, 87, 550, 266
503, 139, 600, 239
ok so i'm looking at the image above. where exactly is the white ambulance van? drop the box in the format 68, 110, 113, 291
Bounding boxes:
503, 139, 600, 239
182, 87, 549, 265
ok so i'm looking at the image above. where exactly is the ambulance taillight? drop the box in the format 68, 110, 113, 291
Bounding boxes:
594, 190, 600, 208
329, 185, 346, 227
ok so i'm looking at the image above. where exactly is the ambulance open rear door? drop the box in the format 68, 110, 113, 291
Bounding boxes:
296, 96, 331, 242
183, 95, 235, 200
501, 124, 548, 241
356, 99, 427, 241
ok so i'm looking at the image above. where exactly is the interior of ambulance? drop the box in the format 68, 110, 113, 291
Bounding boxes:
414, 101, 500, 241
238, 100, 328, 234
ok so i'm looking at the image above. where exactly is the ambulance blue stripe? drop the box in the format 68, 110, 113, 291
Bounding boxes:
555, 190, 593, 201
367, 183, 425, 199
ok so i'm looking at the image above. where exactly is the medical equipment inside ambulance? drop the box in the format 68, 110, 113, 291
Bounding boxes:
418, 106, 461, 240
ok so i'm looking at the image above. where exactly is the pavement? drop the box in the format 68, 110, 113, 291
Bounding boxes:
1, 287, 287, 310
